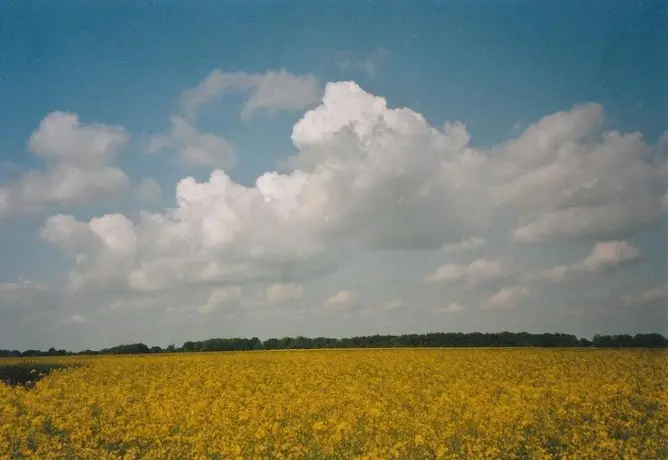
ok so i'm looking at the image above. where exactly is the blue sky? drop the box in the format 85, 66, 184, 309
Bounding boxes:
0, 1, 666, 350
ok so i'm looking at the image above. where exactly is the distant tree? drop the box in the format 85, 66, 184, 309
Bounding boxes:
634, 333, 668, 348
100, 343, 150, 355
578, 337, 592, 347
249, 337, 263, 350
5, 331, 666, 356
182, 341, 198, 353
263, 338, 280, 350
23, 349, 42, 357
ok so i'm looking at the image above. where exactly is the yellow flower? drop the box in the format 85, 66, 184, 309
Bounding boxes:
0, 349, 665, 458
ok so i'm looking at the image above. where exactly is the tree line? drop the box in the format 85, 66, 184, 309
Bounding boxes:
1, 332, 666, 357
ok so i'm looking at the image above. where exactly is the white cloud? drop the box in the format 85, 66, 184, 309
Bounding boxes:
242, 70, 322, 121
266, 283, 304, 303
2, 74, 666, 351
426, 258, 516, 286
180, 69, 322, 120
486, 286, 529, 310
495, 106, 667, 242
538, 240, 640, 282
39, 82, 485, 294
13, 164, 129, 208
196, 286, 242, 315
40, 213, 138, 292
511, 203, 662, 243
137, 177, 162, 203
39, 81, 668, 307
0, 112, 131, 217
28, 111, 129, 167
580, 240, 640, 271
40, 214, 93, 253
288, 81, 489, 249
180, 71, 254, 116
440, 236, 486, 253
324, 290, 359, 309
148, 116, 236, 169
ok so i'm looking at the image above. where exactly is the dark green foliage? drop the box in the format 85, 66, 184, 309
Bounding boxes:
152, 331, 668, 352
0, 332, 665, 357
592, 333, 667, 348
98, 343, 151, 355
0, 363, 76, 388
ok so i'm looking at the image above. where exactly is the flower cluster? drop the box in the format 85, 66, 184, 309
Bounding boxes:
1, 349, 666, 458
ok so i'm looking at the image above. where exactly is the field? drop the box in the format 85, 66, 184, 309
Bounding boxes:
1, 349, 666, 459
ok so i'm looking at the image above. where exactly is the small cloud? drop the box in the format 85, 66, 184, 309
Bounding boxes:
426, 258, 516, 286
147, 116, 236, 170
536, 240, 640, 283
180, 69, 322, 120
580, 240, 640, 271
196, 287, 242, 315
0, 112, 131, 217
486, 286, 529, 310
265, 283, 304, 303
325, 290, 359, 310
28, 111, 129, 167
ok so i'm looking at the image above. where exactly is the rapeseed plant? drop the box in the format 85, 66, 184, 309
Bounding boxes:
0, 349, 665, 459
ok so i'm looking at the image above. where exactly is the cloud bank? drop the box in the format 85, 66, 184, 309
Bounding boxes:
1, 77, 666, 349
36, 82, 668, 305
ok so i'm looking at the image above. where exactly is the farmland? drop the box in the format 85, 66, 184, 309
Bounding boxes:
1, 349, 666, 459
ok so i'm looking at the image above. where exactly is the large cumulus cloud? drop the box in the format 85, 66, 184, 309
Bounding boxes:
39, 81, 668, 302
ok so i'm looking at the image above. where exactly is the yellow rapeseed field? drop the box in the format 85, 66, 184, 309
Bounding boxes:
1, 349, 666, 459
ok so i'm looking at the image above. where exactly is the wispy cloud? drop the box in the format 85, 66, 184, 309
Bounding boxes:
180, 69, 322, 120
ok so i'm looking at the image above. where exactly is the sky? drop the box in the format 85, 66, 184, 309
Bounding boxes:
0, 1, 666, 351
